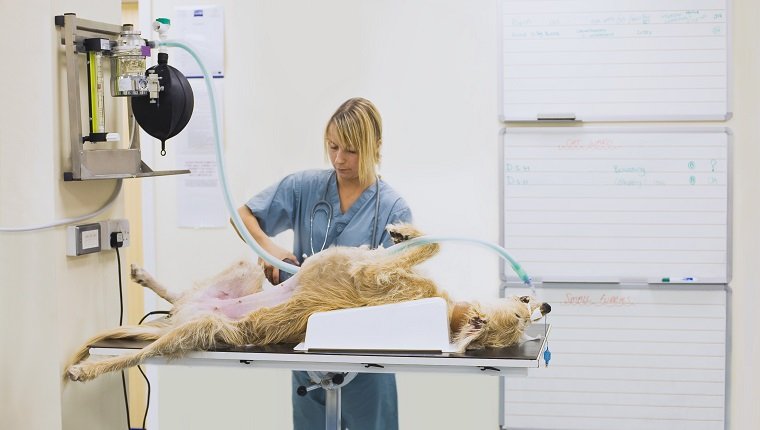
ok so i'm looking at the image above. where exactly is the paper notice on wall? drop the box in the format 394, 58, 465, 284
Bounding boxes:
176, 78, 226, 228
171, 5, 225, 77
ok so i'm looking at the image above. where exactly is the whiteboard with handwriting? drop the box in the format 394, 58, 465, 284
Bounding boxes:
500, 0, 730, 121
501, 285, 727, 430
502, 127, 730, 284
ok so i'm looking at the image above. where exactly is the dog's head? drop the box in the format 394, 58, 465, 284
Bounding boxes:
512, 295, 551, 323
463, 295, 551, 350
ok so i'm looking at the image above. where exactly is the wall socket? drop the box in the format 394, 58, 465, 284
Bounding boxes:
66, 219, 130, 256
66, 223, 102, 256
100, 218, 130, 250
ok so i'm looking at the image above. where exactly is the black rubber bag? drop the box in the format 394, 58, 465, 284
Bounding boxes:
132, 52, 194, 155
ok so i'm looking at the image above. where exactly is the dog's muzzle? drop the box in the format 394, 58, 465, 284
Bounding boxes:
529, 302, 552, 322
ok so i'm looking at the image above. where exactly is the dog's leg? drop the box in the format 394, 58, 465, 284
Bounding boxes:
131, 264, 180, 304
355, 271, 447, 306
451, 308, 489, 352
235, 297, 316, 346
67, 315, 243, 382
344, 224, 443, 303
63, 321, 170, 382
380, 224, 441, 268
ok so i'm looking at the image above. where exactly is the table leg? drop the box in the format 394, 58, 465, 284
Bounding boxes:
324, 386, 341, 430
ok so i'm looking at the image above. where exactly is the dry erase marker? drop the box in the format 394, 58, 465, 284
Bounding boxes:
661, 277, 698, 283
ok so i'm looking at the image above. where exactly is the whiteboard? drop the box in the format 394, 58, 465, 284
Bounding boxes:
500, 0, 730, 121
501, 285, 727, 430
501, 127, 730, 284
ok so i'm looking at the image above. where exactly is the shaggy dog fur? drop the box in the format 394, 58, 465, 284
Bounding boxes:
65, 224, 550, 382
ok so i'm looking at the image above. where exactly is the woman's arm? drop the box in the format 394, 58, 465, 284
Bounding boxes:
233, 205, 298, 284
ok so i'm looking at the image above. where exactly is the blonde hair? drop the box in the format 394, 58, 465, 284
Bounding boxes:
324, 98, 382, 186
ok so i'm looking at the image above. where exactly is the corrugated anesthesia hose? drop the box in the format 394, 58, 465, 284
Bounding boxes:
159, 40, 299, 275
160, 40, 532, 286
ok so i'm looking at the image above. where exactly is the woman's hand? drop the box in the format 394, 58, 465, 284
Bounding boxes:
259, 243, 299, 285
234, 205, 300, 285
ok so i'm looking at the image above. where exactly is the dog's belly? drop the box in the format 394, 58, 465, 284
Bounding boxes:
183, 280, 298, 321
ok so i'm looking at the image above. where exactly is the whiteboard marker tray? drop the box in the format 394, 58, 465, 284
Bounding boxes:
294, 298, 457, 353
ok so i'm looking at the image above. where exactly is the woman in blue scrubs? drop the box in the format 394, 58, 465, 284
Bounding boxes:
237, 97, 412, 429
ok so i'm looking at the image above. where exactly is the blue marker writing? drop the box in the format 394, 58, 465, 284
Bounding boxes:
661, 277, 698, 283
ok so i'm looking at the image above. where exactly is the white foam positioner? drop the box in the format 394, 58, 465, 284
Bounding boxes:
294, 297, 457, 352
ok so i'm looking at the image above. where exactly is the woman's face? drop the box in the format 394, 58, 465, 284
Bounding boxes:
326, 124, 360, 183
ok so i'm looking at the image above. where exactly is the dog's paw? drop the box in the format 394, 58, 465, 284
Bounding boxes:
461, 312, 489, 337
452, 313, 488, 352
386, 223, 424, 244
130, 264, 149, 285
469, 315, 488, 329
66, 365, 86, 382
457, 312, 488, 337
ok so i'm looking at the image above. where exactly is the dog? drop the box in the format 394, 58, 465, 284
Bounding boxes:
65, 224, 551, 382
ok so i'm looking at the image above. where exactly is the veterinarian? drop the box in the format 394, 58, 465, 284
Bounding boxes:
236, 97, 412, 430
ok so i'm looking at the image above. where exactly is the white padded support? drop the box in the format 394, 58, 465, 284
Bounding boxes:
295, 298, 456, 352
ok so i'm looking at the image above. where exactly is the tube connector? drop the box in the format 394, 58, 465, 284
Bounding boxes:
152, 18, 171, 53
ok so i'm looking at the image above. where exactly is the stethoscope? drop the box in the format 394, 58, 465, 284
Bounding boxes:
307, 171, 381, 258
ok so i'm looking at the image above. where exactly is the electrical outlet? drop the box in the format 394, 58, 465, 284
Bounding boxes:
66, 223, 102, 256
99, 218, 130, 250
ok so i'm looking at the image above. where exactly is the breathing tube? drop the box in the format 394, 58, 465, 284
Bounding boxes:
159, 40, 532, 286
157, 40, 299, 275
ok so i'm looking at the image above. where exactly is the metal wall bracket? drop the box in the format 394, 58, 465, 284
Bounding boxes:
55, 13, 190, 181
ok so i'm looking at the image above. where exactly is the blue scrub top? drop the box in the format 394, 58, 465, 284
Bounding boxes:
246, 169, 412, 262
